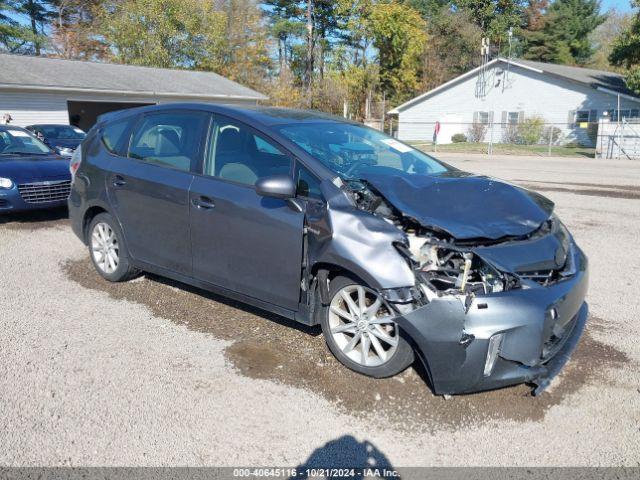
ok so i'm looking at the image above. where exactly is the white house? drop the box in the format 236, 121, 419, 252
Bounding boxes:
389, 58, 640, 147
0, 53, 267, 132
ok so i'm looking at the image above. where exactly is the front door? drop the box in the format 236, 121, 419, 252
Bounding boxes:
189, 115, 304, 310
107, 110, 209, 275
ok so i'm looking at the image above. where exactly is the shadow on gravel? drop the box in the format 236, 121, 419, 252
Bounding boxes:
0, 207, 69, 230
64, 257, 631, 432
294, 435, 393, 477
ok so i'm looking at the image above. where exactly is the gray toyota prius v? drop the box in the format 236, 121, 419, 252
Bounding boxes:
68, 104, 588, 396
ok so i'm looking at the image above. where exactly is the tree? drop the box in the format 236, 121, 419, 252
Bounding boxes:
12, 0, 55, 54
610, 1, 640, 94
403, 0, 451, 19
589, 8, 632, 71
520, 0, 551, 60
453, 0, 524, 50
523, 0, 548, 31
523, 0, 606, 65
49, 0, 108, 60
368, 1, 427, 104
0, 0, 35, 52
421, 9, 483, 90
216, 0, 272, 92
98, 0, 227, 70
264, 0, 306, 71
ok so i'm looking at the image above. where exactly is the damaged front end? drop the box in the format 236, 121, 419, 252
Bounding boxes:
327, 179, 589, 396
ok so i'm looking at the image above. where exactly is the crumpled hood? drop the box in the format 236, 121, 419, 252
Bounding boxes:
360, 171, 554, 240
0, 155, 70, 183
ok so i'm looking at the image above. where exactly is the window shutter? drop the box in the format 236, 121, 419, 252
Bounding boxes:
568, 110, 576, 127
488, 111, 494, 125
473, 111, 479, 124
518, 111, 525, 123
501, 111, 507, 128
589, 110, 597, 123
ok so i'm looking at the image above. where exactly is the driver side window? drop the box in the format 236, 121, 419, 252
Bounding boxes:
205, 117, 292, 186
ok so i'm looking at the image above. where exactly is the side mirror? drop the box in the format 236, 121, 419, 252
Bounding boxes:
255, 174, 296, 199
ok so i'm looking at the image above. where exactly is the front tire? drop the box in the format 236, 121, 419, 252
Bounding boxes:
88, 212, 138, 282
320, 275, 414, 378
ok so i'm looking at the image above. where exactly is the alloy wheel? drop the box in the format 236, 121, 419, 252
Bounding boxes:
328, 285, 399, 367
91, 222, 119, 274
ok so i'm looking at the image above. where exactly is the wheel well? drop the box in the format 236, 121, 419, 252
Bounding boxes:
310, 263, 371, 305
82, 206, 107, 242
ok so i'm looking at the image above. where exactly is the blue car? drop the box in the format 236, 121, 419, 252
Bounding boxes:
0, 125, 71, 212
26, 124, 86, 157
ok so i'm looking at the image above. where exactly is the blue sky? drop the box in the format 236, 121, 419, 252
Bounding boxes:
601, 0, 636, 13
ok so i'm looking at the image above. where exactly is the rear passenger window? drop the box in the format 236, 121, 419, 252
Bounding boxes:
128, 112, 208, 172
205, 117, 292, 186
102, 119, 132, 155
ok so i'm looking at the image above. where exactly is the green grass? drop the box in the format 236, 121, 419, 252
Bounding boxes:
408, 141, 595, 158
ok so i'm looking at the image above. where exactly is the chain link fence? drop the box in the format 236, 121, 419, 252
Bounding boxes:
384, 120, 600, 157
597, 119, 640, 160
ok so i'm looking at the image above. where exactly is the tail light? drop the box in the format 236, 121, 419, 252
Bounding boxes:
70, 145, 82, 181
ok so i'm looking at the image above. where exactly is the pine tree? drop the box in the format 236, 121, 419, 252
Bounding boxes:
12, 0, 55, 55
523, 0, 606, 65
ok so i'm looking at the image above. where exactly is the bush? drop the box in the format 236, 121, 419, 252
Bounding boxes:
517, 115, 545, 145
542, 126, 563, 144
451, 133, 467, 143
502, 125, 520, 144
467, 122, 487, 143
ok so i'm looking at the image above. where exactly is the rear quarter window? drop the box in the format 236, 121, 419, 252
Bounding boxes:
101, 118, 133, 155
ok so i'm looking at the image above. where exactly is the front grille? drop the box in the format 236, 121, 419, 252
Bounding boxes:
0, 199, 9, 208
18, 180, 71, 204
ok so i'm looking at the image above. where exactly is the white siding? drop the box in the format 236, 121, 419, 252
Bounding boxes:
396, 63, 640, 146
0, 89, 258, 128
0, 91, 69, 126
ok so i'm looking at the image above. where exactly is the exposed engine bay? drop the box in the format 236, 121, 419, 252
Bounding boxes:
344, 179, 567, 302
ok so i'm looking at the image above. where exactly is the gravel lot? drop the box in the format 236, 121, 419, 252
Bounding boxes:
1, 154, 639, 467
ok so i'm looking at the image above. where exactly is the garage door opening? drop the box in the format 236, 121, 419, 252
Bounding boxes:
67, 100, 154, 132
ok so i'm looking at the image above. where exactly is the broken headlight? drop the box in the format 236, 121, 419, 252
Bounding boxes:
407, 240, 519, 295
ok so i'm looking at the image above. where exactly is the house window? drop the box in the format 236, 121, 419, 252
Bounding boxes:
575, 110, 590, 123
507, 112, 520, 125
476, 111, 490, 124
607, 109, 632, 121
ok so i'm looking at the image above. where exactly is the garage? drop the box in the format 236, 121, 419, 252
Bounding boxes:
0, 53, 267, 131
67, 100, 154, 132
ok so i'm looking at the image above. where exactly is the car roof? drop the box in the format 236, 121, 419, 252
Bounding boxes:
99, 103, 357, 129
0, 125, 28, 131
27, 124, 78, 128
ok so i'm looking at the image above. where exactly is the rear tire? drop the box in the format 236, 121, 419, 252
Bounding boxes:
320, 275, 414, 378
88, 212, 138, 282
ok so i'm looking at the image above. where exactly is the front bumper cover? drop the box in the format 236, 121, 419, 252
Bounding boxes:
394, 245, 589, 395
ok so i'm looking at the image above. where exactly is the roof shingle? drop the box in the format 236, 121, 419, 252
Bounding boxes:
513, 58, 634, 97
0, 53, 267, 100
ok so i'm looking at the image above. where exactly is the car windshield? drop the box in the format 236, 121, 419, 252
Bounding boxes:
35, 125, 86, 140
276, 122, 450, 180
0, 127, 52, 155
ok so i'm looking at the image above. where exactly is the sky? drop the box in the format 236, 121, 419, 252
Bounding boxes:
601, 0, 636, 13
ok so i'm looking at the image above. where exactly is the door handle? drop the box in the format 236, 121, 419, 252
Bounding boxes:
191, 196, 216, 210
112, 175, 126, 187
